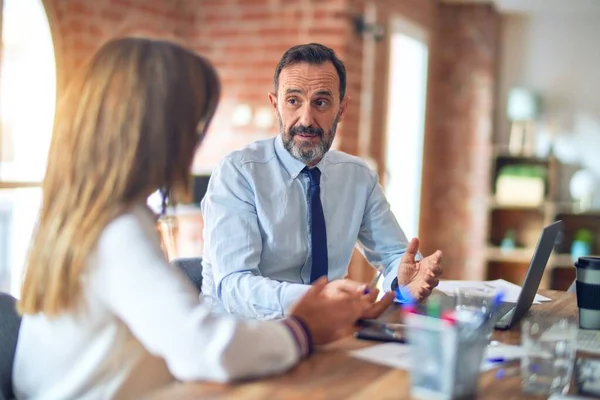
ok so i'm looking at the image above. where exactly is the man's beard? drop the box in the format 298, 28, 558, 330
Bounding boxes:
280, 112, 340, 165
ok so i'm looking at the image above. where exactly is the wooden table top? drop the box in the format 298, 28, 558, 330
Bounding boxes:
147, 290, 586, 400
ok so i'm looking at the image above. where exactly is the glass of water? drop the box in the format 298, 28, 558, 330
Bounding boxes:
521, 316, 578, 396
455, 287, 498, 314
454, 287, 498, 342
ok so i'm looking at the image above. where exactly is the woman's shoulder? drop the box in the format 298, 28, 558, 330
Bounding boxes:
95, 204, 160, 257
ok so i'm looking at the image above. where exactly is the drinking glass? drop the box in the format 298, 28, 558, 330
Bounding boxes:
455, 287, 498, 314
157, 214, 179, 261
521, 316, 577, 396
454, 287, 498, 342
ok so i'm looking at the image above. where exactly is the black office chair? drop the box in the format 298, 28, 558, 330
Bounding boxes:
171, 257, 203, 292
0, 292, 21, 400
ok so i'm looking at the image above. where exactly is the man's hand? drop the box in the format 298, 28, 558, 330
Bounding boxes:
397, 238, 443, 301
321, 279, 368, 300
289, 277, 370, 345
321, 279, 394, 319
359, 289, 395, 320
289, 278, 397, 345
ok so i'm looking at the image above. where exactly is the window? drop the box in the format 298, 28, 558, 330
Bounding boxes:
384, 17, 429, 239
0, 0, 56, 295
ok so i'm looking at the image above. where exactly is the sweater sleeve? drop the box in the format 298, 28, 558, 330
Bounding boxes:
88, 208, 310, 382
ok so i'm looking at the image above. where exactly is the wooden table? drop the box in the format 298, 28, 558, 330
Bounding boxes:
147, 290, 585, 400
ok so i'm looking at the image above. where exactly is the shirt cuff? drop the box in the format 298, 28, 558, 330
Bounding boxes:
281, 283, 311, 315
281, 316, 313, 358
383, 259, 402, 291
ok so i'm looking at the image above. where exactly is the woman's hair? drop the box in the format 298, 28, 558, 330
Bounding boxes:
19, 37, 220, 315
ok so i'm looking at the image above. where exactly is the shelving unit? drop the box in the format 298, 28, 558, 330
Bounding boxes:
484, 148, 597, 291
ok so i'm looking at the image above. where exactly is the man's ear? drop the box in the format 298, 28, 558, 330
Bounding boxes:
338, 96, 350, 122
268, 92, 278, 116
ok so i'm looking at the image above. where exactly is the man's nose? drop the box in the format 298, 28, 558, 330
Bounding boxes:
298, 103, 316, 127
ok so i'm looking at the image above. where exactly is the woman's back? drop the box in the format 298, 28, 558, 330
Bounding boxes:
13, 206, 179, 398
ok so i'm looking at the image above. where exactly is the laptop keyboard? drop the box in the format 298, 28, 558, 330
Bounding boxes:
495, 302, 515, 319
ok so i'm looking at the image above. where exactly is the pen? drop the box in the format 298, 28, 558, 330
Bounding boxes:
364, 266, 383, 294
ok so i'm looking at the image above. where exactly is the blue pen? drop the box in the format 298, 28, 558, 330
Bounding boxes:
364, 268, 383, 294
487, 357, 506, 363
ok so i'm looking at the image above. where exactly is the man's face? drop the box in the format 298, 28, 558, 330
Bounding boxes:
268, 62, 349, 166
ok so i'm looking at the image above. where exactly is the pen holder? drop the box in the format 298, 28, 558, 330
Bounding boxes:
405, 312, 490, 400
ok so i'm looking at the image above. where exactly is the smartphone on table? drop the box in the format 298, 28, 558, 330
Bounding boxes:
354, 319, 406, 343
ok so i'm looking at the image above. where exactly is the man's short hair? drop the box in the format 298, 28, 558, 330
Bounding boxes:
273, 43, 347, 100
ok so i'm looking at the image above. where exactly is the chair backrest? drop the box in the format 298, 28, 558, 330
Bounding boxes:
171, 257, 203, 292
0, 292, 21, 400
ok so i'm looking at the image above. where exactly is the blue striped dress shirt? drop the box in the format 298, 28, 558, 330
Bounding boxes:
200, 134, 411, 320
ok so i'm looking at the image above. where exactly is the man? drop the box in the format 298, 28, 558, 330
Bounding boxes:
201, 43, 443, 320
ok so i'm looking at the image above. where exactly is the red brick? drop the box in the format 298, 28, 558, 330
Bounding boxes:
236, 0, 270, 5
256, 27, 298, 36
108, 0, 136, 7
100, 8, 123, 22
87, 24, 104, 37
67, 1, 95, 16
207, 27, 245, 38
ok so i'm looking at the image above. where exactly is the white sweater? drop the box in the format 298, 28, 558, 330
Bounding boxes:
13, 205, 306, 399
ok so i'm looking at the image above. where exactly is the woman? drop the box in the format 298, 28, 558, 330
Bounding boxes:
13, 38, 384, 399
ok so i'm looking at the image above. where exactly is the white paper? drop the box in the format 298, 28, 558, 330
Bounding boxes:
435, 279, 551, 304
350, 343, 412, 370
350, 342, 525, 372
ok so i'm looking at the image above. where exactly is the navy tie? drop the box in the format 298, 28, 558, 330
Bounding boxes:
304, 167, 328, 283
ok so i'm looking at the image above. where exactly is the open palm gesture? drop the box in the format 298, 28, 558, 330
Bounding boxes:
397, 238, 443, 301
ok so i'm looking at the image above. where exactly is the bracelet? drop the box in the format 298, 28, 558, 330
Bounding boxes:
282, 316, 314, 358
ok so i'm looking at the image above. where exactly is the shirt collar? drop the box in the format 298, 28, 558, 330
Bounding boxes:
274, 134, 308, 180
274, 134, 329, 181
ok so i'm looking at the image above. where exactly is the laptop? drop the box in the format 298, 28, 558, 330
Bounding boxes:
494, 220, 564, 330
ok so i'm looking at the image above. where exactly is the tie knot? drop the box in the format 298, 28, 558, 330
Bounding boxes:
304, 167, 321, 187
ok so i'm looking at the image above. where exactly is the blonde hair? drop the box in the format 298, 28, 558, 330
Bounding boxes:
19, 37, 220, 315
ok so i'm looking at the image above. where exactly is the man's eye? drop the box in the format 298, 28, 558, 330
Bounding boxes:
315, 100, 328, 107
287, 98, 297, 105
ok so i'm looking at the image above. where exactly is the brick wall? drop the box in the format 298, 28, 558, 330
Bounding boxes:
44, 0, 367, 168
419, 4, 499, 280
40, 0, 500, 282
43, 0, 196, 93
188, 0, 366, 167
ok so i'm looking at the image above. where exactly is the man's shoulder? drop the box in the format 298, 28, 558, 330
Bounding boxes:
223, 137, 277, 167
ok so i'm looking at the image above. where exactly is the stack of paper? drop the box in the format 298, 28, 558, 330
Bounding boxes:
350, 342, 526, 372
434, 279, 551, 304
577, 329, 600, 355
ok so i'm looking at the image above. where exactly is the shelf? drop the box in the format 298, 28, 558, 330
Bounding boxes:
491, 146, 553, 163
486, 246, 574, 267
488, 198, 546, 211
551, 253, 575, 267
487, 198, 600, 218
486, 247, 532, 263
